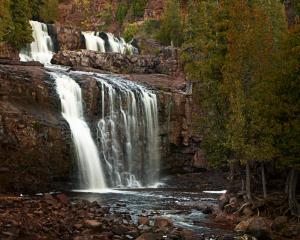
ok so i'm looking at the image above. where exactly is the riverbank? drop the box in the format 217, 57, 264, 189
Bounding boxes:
0, 191, 236, 240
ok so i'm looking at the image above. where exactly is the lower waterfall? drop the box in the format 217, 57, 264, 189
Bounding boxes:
79, 73, 160, 188
51, 71, 106, 190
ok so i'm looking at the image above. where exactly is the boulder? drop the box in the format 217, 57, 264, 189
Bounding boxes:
235, 217, 272, 239
84, 220, 101, 228
154, 217, 173, 229
138, 216, 150, 225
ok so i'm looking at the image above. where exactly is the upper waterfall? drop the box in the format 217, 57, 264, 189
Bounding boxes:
20, 21, 54, 65
82, 32, 106, 53
51, 71, 107, 191
83, 32, 138, 55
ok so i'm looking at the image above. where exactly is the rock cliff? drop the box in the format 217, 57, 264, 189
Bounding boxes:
0, 63, 71, 193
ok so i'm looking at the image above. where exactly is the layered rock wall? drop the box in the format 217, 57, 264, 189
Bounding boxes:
0, 64, 71, 193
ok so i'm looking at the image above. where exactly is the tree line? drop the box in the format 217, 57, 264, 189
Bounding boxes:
159, 0, 300, 216
0, 0, 59, 49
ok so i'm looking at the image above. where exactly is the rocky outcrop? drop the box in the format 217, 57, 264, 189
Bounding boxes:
0, 63, 71, 193
53, 24, 85, 51
51, 49, 181, 76
0, 42, 19, 61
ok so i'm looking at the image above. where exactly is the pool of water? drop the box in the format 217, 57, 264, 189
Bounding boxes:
70, 188, 233, 236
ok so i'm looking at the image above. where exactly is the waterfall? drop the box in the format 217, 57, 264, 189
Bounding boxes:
82, 31, 106, 53
20, 21, 54, 65
83, 32, 138, 55
78, 73, 160, 188
50, 71, 106, 190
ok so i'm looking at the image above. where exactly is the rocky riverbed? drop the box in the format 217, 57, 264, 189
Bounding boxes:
0, 190, 236, 240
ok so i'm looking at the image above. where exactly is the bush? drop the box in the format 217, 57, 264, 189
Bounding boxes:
123, 23, 139, 42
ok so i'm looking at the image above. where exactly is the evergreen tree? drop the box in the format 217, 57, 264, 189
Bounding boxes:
181, 0, 230, 169
39, 0, 59, 23
157, 0, 183, 47
275, 23, 300, 216
222, 0, 285, 200
8, 0, 33, 49
0, 0, 12, 42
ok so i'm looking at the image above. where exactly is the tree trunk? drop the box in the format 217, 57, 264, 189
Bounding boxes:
287, 169, 300, 217
246, 161, 252, 201
284, 0, 296, 28
261, 163, 267, 198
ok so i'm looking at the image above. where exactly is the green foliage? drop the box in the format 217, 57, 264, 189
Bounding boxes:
142, 19, 160, 36
123, 23, 139, 42
274, 23, 300, 170
39, 0, 59, 23
182, 0, 289, 171
7, 0, 33, 49
181, 0, 229, 167
157, 0, 183, 47
29, 0, 59, 23
0, 0, 12, 42
116, 3, 129, 27
97, 3, 113, 31
131, 0, 147, 19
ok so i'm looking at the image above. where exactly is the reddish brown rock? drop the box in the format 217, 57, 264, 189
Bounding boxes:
0, 63, 71, 193
0, 42, 19, 61
154, 217, 173, 229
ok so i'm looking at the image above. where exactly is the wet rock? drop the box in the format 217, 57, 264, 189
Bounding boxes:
138, 216, 150, 225
85, 219, 101, 228
235, 217, 272, 239
154, 217, 173, 229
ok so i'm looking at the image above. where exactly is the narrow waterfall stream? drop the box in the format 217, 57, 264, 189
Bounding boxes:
51, 71, 106, 190
19, 21, 54, 64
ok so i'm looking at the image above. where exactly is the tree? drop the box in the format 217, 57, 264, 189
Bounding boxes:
7, 0, 33, 49
0, 0, 12, 42
222, 0, 285, 200
275, 23, 300, 217
157, 0, 183, 47
181, 0, 230, 170
39, 0, 59, 23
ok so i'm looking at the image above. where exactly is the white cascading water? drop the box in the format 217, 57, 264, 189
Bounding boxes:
78, 73, 160, 188
105, 33, 138, 54
82, 31, 106, 53
19, 21, 54, 65
83, 31, 138, 54
50, 71, 106, 190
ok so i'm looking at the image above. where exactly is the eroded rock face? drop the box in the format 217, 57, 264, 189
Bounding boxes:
0, 42, 19, 61
51, 49, 181, 76
0, 63, 71, 193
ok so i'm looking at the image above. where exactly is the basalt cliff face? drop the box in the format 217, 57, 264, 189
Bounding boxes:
0, 52, 200, 192
0, 63, 72, 193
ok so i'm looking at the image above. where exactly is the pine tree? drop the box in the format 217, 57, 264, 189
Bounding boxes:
39, 0, 59, 23
275, 23, 300, 217
181, 0, 230, 169
157, 0, 183, 47
222, 0, 284, 200
8, 0, 33, 49
0, 0, 12, 42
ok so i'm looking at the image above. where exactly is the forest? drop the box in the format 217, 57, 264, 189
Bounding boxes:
0, 0, 300, 239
